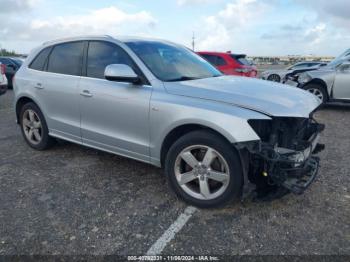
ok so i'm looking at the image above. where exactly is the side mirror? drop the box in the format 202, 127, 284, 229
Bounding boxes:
104, 64, 140, 84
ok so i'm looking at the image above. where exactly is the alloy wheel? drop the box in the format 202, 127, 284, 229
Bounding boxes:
174, 145, 230, 200
307, 88, 324, 102
22, 109, 42, 145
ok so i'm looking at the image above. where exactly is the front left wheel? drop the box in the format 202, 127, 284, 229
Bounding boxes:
165, 130, 243, 208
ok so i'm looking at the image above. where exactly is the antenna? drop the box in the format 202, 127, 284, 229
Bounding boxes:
192, 32, 195, 51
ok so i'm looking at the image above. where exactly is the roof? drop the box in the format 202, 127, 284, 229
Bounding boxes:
42, 35, 170, 47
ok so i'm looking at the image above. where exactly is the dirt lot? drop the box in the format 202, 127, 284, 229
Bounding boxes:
0, 89, 349, 256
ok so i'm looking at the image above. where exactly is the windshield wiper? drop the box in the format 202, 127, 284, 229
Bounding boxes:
166, 76, 200, 82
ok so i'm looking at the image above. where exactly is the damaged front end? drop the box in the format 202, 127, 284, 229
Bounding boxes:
238, 116, 325, 201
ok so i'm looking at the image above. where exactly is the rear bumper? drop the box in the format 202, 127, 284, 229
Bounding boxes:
0, 84, 7, 95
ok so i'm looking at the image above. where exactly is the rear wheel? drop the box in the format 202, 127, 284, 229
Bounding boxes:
304, 84, 327, 103
267, 74, 281, 82
165, 130, 243, 208
20, 102, 56, 150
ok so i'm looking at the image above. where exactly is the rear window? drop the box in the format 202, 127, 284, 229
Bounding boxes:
29, 47, 52, 71
201, 54, 226, 66
47, 41, 84, 76
230, 55, 251, 66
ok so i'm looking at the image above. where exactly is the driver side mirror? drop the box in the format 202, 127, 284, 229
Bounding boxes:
104, 64, 140, 84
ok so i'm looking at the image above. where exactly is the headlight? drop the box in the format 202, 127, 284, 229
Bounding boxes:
298, 73, 312, 84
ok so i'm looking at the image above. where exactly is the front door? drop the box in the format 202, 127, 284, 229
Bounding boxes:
79, 41, 152, 162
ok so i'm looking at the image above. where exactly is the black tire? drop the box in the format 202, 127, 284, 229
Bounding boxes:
19, 102, 56, 150
267, 74, 281, 82
304, 83, 328, 104
165, 130, 243, 208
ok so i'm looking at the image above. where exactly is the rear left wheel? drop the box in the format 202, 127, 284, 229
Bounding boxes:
165, 130, 243, 208
20, 102, 56, 150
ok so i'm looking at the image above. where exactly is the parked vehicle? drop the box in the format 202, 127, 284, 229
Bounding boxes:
260, 62, 327, 83
197, 51, 257, 77
297, 50, 350, 104
14, 36, 324, 207
0, 57, 23, 88
0, 62, 8, 96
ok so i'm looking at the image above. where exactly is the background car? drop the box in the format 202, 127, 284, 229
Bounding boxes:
197, 51, 257, 77
0, 62, 8, 96
260, 61, 327, 82
297, 56, 350, 104
0, 57, 23, 88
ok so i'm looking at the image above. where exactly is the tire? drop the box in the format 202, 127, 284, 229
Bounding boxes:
165, 130, 243, 208
304, 83, 327, 104
19, 102, 56, 150
267, 74, 281, 82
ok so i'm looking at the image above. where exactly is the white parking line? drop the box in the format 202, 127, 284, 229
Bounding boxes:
146, 206, 198, 255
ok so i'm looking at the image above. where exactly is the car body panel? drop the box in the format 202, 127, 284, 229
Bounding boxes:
79, 76, 153, 163
163, 75, 321, 118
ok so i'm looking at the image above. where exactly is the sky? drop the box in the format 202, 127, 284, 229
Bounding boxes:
0, 0, 349, 56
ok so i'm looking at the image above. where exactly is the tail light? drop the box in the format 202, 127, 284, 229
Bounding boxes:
0, 64, 5, 75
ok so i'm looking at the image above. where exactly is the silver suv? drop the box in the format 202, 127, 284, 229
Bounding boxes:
298, 49, 350, 103
14, 36, 325, 207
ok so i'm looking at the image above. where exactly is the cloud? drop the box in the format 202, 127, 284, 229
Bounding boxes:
195, 0, 271, 51
177, 0, 219, 6
0, 6, 157, 43
294, 0, 350, 28
0, 0, 39, 13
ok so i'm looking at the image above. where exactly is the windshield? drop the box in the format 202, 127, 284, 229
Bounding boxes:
125, 41, 222, 81
327, 48, 350, 68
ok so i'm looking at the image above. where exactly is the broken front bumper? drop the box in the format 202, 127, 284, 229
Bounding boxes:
239, 121, 325, 198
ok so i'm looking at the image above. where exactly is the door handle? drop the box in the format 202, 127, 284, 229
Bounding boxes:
80, 90, 93, 97
34, 83, 44, 89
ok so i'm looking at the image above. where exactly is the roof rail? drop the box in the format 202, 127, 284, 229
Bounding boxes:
42, 35, 114, 45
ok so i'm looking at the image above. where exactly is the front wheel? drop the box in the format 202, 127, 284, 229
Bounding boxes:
304, 84, 327, 103
165, 130, 243, 208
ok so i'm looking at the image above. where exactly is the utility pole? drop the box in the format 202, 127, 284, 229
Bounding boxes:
192, 32, 195, 51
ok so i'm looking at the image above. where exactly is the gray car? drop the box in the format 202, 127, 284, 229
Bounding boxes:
13, 36, 325, 207
298, 49, 350, 103
260, 61, 326, 83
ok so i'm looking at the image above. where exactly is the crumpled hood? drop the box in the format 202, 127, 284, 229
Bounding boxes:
163, 76, 321, 118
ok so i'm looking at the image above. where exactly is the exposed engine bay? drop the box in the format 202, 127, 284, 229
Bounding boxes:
238, 116, 325, 201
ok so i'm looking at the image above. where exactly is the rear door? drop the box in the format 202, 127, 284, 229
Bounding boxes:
332, 63, 350, 100
37, 41, 84, 141
79, 41, 152, 162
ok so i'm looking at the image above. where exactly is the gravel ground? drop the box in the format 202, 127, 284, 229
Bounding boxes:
0, 90, 349, 256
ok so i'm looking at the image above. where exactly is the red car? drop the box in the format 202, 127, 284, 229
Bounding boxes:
197, 51, 257, 78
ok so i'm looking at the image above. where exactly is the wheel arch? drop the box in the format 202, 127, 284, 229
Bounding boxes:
15, 95, 42, 124
160, 123, 238, 167
303, 79, 329, 100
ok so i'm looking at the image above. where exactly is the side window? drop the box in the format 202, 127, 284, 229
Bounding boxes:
0, 58, 11, 66
87, 41, 135, 79
47, 41, 84, 76
216, 56, 227, 66
29, 47, 52, 71
201, 55, 218, 66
